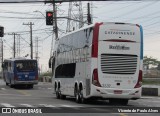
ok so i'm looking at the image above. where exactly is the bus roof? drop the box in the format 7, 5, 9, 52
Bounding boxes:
57, 22, 140, 40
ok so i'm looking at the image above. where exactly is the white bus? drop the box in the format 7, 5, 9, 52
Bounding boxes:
51, 22, 143, 105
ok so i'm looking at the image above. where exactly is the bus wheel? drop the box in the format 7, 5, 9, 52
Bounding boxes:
10, 84, 14, 88
75, 88, 80, 103
79, 89, 86, 104
56, 88, 60, 99
6, 82, 9, 86
10, 80, 14, 88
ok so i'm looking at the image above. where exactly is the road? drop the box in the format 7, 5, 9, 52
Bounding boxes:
0, 79, 160, 116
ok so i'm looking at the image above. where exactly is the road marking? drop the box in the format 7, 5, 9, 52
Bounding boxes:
16, 90, 31, 96
141, 97, 155, 99
1, 88, 6, 90
60, 104, 83, 110
1, 103, 15, 107
39, 104, 56, 107
61, 105, 82, 107
119, 113, 128, 116
20, 104, 34, 107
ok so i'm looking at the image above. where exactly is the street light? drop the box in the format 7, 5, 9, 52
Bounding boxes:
34, 10, 46, 18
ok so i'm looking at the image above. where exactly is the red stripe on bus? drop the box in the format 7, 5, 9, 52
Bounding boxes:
92, 22, 103, 58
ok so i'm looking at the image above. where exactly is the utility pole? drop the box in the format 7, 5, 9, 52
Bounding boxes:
35, 36, 40, 61
8, 33, 19, 58
53, 2, 58, 39
87, 3, 92, 25
13, 33, 16, 58
23, 22, 34, 59
0, 38, 3, 70
66, 2, 84, 32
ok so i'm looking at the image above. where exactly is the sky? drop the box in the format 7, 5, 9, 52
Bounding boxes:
0, 0, 160, 72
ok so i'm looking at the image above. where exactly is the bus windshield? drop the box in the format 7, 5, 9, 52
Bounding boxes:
15, 61, 37, 72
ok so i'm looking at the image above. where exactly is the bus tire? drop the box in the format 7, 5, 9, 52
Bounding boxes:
10, 84, 14, 88
75, 87, 80, 103
56, 88, 60, 99
10, 80, 14, 88
79, 89, 86, 104
6, 82, 9, 86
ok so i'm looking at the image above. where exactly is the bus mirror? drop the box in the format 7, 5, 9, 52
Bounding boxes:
49, 58, 52, 68
1, 63, 4, 68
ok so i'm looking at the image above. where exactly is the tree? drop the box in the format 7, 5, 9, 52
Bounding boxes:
143, 56, 159, 69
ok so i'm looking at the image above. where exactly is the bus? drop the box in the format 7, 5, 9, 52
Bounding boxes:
50, 22, 143, 105
2, 58, 38, 88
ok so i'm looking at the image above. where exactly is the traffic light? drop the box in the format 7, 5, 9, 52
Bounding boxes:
0, 26, 4, 37
46, 11, 53, 25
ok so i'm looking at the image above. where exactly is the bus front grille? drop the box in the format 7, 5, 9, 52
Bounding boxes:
101, 54, 138, 74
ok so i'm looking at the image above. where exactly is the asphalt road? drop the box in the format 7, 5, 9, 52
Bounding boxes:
0, 79, 160, 116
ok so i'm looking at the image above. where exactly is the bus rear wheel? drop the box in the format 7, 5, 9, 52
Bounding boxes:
6, 82, 9, 86
75, 87, 80, 103
10, 80, 14, 88
10, 84, 14, 88
56, 88, 60, 99
79, 89, 87, 104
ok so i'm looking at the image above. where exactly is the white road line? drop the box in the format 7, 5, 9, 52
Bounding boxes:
60, 105, 82, 110
1, 88, 6, 90
1, 103, 15, 107
20, 104, 34, 107
39, 104, 56, 107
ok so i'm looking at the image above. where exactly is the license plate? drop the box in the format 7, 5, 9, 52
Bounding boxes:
114, 90, 122, 94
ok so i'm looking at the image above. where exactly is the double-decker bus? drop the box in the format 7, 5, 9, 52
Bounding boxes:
50, 22, 143, 105
2, 58, 38, 88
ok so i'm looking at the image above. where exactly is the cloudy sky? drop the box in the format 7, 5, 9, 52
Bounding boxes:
0, 0, 160, 72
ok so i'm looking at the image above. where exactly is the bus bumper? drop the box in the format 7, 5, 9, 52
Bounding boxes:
89, 85, 141, 100
14, 80, 38, 85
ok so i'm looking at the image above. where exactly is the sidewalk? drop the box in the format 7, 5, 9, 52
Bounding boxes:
142, 84, 160, 96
